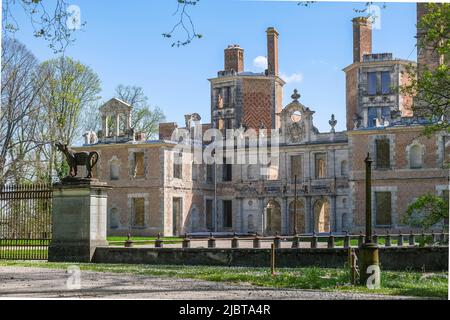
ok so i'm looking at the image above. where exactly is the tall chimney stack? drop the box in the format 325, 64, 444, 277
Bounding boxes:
266, 27, 279, 76
224, 45, 244, 73
417, 3, 442, 73
352, 17, 372, 63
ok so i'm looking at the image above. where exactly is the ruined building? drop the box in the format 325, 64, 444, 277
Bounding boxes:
76, 10, 449, 236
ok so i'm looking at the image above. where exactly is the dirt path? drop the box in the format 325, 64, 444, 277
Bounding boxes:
0, 266, 420, 300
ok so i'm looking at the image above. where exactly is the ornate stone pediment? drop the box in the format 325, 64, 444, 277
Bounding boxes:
287, 121, 306, 143
280, 89, 317, 144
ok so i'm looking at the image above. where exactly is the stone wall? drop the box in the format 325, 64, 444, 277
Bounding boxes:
92, 246, 448, 271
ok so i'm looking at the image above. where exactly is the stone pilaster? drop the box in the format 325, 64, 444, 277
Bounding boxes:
49, 180, 111, 263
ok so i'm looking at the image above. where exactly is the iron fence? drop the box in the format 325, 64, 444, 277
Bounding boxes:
0, 184, 52, 260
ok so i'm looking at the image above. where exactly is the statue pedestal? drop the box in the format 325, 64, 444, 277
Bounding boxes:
49, 179, 112, 263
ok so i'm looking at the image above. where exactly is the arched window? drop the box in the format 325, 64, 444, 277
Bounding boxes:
265, 200, 281, 235
289, 200, 305, 234
410, 145, 423, 169
313, 199, 330, 233
110, 160, 120, 180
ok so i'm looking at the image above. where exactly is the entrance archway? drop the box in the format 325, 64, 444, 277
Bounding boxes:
265, 200, 281, 235
289, 200, 305, 234
313, 199, 330, 233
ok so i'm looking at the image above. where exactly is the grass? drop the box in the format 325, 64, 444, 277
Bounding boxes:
0, 249, 48, 260
0, 260, 447, 299
107, 236, 181, 246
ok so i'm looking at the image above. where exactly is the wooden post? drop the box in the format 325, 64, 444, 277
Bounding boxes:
271, 243, 276, 276
182, 233, 190, 248
344, 231, 350, 249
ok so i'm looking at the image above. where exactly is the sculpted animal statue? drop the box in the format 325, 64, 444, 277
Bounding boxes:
55, 142, 99, 179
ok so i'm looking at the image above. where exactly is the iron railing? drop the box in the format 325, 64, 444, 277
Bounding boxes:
0, 184, 52, 260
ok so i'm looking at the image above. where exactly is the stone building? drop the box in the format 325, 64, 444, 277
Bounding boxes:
76, 10, 449, 237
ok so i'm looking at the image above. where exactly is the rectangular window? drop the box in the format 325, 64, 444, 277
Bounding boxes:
110, 162, 119, 180
368, 107, 378, 127
223, 87, 231, 106
223, 200, 232, 229
376, 139, 390, 169
173, 153, 182, 179
133, 152, 145, 178
172, 197, 182, 235
223, 158, 232, 182
290, 155, 302, 180
367, 72, 377, 95
375, 192, 392, 226
206, 199, 214, 231
381, 71, 391, 95
315, 153, 327, 179
132, 198, 145, 227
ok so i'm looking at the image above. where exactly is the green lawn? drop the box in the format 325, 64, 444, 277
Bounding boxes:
107, 236, 182, 246
0, 260, 447, 299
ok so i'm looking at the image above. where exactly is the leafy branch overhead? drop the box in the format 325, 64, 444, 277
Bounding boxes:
163, 0, 202, 47
2, 0, 85, 54
115, 85, 166, 139
400, 3, 450, 136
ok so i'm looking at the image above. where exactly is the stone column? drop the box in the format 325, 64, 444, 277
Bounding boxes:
49, 180, 111, 263
306, 196, 312, 233
330, 195, 337, 232
258, 197, 265, 235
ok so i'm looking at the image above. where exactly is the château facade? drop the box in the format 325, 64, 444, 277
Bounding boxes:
76, 7, 449, 237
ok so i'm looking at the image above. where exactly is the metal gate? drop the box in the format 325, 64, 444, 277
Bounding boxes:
0, 184, 52, 260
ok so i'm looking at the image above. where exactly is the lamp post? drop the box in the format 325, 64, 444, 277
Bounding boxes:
359, 153, 380, 286
294, 175, 298, 235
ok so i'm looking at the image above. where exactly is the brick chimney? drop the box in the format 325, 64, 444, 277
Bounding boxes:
159, 122, 178, 141
417, 3, 442, 73
352, 17, 372, 63
224, 45, 244, 73
266, 27, 279, 76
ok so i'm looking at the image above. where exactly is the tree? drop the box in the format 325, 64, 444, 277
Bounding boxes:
163, 0, 202, 47
38, 56, 101, 180
401, 3, 450, 136
2, 0, 84, 53
115, 85, 166, 139
0, 38, 48, 184
405, 193, 449, 230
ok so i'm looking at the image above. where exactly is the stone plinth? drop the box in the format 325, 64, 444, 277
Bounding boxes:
49, 179, 111, 262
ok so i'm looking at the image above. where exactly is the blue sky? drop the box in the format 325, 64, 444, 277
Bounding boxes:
9, 0, 418, 133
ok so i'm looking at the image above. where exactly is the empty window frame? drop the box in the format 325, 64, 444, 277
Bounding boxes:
315, 153, 327, 179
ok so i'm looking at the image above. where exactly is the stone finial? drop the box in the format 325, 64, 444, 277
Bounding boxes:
329, 114, 337, 133
291, 89, 301, 102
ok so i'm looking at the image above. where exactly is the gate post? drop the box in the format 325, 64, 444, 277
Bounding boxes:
49, 179, 111, 262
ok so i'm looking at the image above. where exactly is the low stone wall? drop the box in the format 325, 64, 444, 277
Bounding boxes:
92, 246, 448, 271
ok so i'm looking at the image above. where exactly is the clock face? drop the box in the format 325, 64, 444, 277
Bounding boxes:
291, 111, 302, 123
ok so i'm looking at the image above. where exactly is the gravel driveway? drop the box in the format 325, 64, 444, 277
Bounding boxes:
0, 266, 420, 300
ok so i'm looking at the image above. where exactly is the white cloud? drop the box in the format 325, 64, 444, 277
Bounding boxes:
252, 56, 267, 70
280, 72, 303, 84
